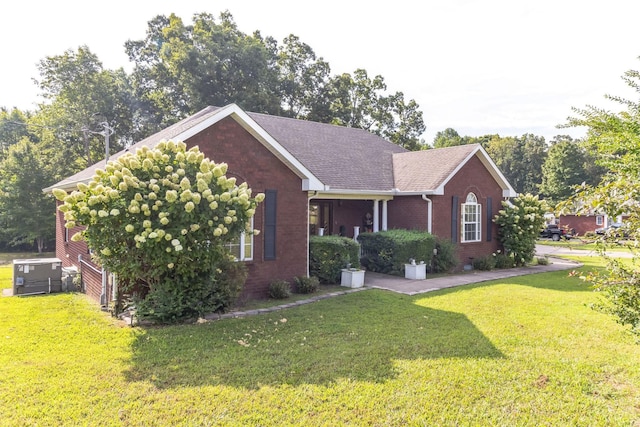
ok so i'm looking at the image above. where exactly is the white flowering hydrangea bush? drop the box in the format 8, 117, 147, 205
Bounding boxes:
53, 140, 264, 321
493, 193, 548, 267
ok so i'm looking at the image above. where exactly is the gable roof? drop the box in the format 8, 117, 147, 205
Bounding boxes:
46, 104, 515, 198
393, 144, 517, 197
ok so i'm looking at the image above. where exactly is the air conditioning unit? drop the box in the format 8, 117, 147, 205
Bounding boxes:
13, 258, 63, 296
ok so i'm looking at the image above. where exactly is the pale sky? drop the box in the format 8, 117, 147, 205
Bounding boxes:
2, 0, 639, 144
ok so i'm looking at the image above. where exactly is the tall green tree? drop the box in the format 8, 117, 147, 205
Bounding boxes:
35, 46, 138, 170
125, 12, 281, 124
277, 34, 331, 119
484, 134, 547, 194
432, 128, 463, 148
327, 69, 425, 150
562, 61, 640, 338
539, 135, 603, 204
0, 139, 56, 252
0, 108, 34, 160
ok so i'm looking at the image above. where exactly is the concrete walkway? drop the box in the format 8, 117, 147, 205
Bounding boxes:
364, 256, 580, 296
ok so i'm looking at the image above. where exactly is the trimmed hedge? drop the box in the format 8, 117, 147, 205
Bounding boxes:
358, 230, 437, 276
309, 236, 360, 284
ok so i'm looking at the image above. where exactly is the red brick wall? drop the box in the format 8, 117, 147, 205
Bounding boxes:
186, 116, 308, 298
559, 214, 602, 236
439, 156, 503, 268
388, 196, 429, 230
330, 199, 375, 237
54, 200, 109, 303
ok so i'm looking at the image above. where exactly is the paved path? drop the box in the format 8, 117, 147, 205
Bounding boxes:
364, 256, 580, 296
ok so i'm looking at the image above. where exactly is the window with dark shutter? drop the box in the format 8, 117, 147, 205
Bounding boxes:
264, 190, 277, 260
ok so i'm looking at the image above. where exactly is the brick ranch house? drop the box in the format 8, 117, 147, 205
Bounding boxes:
47, 103, 516, 306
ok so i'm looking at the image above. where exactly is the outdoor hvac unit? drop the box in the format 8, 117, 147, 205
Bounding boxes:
13, 258, 63, 296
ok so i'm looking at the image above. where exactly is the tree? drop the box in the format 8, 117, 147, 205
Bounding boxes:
327, 69, 426, 150
538, 136, 601, 204
0, 108, 34, 161
53, 141, 263, 322
432, 128, 463, 148
484, 134, 547, 194
125, 12, 281, 124
562, 61, 640, 338
35, 46, 139, 170
0, 139, 56, 252
277, 34, 331, 119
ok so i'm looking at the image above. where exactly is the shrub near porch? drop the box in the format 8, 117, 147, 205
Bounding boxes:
309, 235, 360, 283
359, 230, 436, 275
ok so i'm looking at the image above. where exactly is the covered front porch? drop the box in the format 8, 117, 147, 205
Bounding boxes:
307, 194, 396, 239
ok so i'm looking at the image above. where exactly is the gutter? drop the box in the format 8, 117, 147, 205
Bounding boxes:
306, 191, 320, 277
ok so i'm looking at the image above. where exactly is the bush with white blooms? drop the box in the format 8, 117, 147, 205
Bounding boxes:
53, 140, 264, 322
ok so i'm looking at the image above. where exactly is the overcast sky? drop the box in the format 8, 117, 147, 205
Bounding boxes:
2, 0, 639, 144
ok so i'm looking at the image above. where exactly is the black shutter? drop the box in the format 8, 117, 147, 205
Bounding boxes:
486, 197, 493, 242
264, 190, 277, 260
451, 196, 459, 243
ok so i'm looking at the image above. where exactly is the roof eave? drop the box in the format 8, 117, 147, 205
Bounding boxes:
175, 104, 326, 192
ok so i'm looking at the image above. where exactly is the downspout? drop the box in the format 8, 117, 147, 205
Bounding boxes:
422, 194, 433, 234
306, 191, 319, 277
100, 268, 107, 308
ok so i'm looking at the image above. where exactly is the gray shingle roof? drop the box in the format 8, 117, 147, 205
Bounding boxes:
48, 105, 407, 192
393, 144, 481, 192
47, 105, 514, 196
248, 112, 407, 191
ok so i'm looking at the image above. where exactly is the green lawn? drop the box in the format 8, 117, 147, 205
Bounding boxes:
538, 238, 632, 253
1, 257, 639, 426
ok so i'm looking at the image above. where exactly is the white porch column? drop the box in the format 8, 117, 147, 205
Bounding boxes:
373, 200, 380, 232
381, 200, 388, 231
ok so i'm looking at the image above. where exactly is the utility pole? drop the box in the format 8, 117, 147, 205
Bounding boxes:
100, 122, 114, 163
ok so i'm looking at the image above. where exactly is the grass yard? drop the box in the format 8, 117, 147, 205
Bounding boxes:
0, 257, 639, 426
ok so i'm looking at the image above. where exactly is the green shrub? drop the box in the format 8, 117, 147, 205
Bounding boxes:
432, 238, 458, 273
473, 255, 495, 271
309, 236, 360, 284
268, 280, 291, 299
494, 253, 515, 269
52, 141, 263, 322
294, 276, 319, 294
359, 230, 436, 275
134, 259, 248, 323
536, 255, 550, 265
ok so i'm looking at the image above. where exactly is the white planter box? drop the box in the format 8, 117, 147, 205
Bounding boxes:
341, 269, 365, 288
405, 263, 426, 280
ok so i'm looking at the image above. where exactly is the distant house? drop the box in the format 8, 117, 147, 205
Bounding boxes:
558, 213, 624, 236
47, 104, 516, 305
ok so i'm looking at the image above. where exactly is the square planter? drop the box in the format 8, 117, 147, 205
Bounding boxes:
341, 269, 365, 288
404, 263, 426, 280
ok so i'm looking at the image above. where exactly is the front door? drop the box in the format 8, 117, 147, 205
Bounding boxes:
309, 201, 333, 235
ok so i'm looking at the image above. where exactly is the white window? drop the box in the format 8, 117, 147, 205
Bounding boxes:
226, 218, 253, 261
462, 193, 481, 242
596, 215, 604, 226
